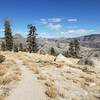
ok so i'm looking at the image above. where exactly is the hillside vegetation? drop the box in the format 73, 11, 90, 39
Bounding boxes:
0, 51, 99, 100
0, 52, 21, 100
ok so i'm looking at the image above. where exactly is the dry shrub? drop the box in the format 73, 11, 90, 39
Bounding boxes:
11, 73, 20, 81
45, 80, 54, 87
72, 77, 83, 84
30, 67, 40, 74
37, 74, 47, 80
0, 76, 12, 85
85, 77, 94, 83
0, 77, 4, 85
58, 89, 65, 98
0, 95, 4, 100
45, 86, 57, 98
10, 67, 21, 81
0, 69, 21, 85
0, 58, 21, 85
0, 55, 5, 63
56, 63, 64, 68
0, 69, 6, 76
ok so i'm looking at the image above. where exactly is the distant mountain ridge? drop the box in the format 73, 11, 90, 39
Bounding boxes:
77, 34, 100, 48
0, 33, 100, 48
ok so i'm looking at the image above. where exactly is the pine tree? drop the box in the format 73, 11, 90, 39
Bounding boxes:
13, 44, 18, 52
68, 41, 75, 57
26, 24, 38, 53
19, 43, 23, 51
50, 47, 56, 56
74, 40, 80, 57
4, 18, 13, 51
1, 41, 6, 51
68, 40, 80, 58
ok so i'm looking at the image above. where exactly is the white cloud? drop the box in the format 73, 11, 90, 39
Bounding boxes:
68, 29, 94, 34
48, 23, 62, 31
48, 18, 62, 23
39, 18, 63, 25
67, 18, 78, 22
59, 29, 94, 37
40, 18, 48, 24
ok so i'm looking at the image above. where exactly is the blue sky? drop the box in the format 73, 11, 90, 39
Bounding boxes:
0, 0, 100, 38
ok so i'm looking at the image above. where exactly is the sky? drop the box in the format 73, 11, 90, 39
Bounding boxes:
0, 0, 100, 38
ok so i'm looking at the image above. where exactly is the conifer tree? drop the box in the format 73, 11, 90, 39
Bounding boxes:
19, 43, 23, 51
13, 44, 18, 52
74, 40, 80, 57
68, 41, 75, 57
50, 47, 56, 56
4, 18, 13, 51
1, 41, 6, 51
26, 24, 38, 53
68, 40, 80, 58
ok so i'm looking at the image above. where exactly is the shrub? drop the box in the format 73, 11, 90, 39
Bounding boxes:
0, 55, 5, 63
1, 41, 6, 51
45, 86, 57, 98
0, 95, 4, 100
63, 51, 70, 57
0, 76, 12, 85
13, 44, 18, 52
50, 47, 57, 56
37, 74, 47, 80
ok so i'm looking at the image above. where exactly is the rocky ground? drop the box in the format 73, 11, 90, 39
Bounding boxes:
0, 51, 100, 100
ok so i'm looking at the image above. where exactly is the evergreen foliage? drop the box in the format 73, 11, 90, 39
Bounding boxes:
74, 40, 80, 57
26, 24, 38, 53
68, 40, 80, 58
19, 43, 23, 51
50, 47, 56, 56
13, 44, 18, 52
68, 41, 75, 57
1, 41, 6, 51
4, 18, 13, 51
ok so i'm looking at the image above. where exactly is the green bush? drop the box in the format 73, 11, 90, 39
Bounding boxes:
63, 51, 70, 57
13, 44, 18, 52
50, 47, 57, 56
0, 55, 5, 63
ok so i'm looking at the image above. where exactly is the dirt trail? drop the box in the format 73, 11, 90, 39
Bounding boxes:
6, 59, 47, 100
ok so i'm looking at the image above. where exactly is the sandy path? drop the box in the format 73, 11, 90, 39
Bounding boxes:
6, 59, 47, 100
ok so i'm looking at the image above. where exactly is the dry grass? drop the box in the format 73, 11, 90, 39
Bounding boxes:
45, 85, 57, 98
1, 52, 99, 100
0, 53, 21, 99
80, 74, 94, 83
30, 67, 40, 74
0, 95, 4, 100
0, 76, 12, 85
45, 80, 54, 87
37, 74, 47, 80
55, 62, 64, 68
0, 69, 6, 76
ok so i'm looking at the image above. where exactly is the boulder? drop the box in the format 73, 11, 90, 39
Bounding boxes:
55, 54, 73, 65
78, 57, 95, 66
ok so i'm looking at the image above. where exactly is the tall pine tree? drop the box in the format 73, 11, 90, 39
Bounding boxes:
4, 18, 13, 51
74, 40, 80, 57
26, 24, 38, 53
68, 41, 75, 57
1, 41, 6, 51
13, 44, 18, 52
68, 40, 80, 58
19, 43, 23, 51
